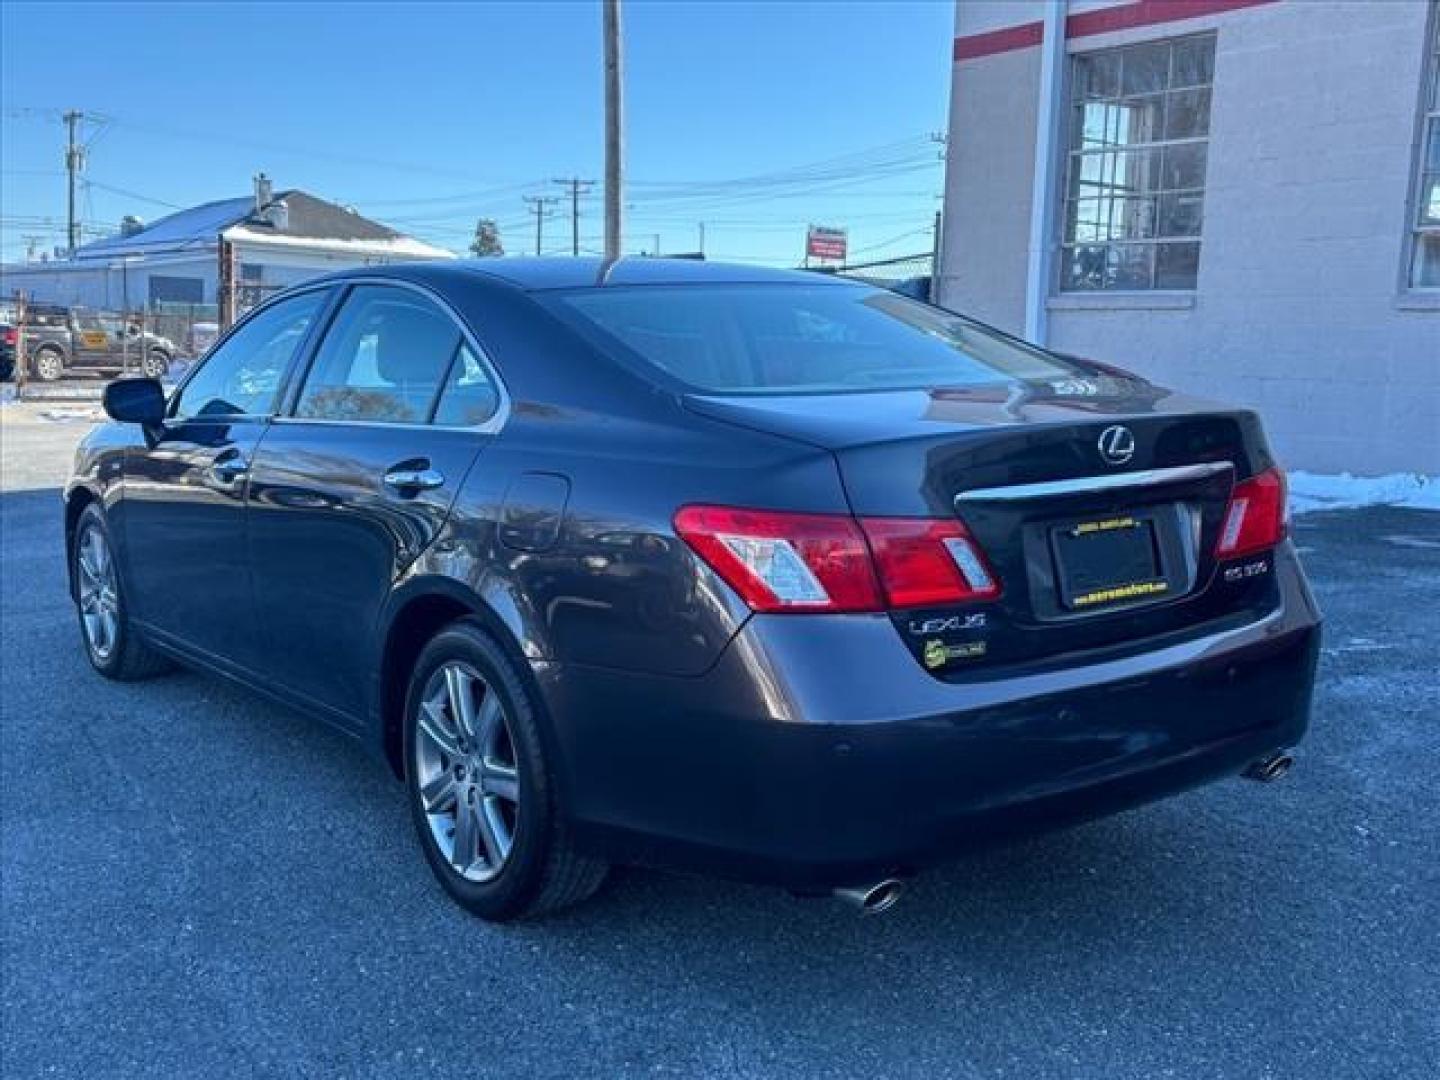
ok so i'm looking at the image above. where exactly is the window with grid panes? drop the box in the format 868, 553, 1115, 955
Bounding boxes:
1061, 34, 1214, 292
1409, 6, 1440, 288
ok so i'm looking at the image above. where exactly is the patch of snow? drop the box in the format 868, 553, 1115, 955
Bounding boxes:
222, 226, 456, 260
39, 406, 101, 423
1289, 471, 1440, 514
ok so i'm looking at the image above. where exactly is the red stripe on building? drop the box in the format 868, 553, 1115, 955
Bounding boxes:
953, 0, 1279, 62
952, 20, 1044, 61
1068, 0, 1279, 38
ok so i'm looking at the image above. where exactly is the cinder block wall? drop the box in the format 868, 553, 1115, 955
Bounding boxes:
940, 0, 1440, 475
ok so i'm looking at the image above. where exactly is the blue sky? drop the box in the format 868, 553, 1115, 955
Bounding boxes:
1, 1, 954, 265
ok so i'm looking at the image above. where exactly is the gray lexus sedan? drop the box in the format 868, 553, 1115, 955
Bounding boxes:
64, 258, 1320, 919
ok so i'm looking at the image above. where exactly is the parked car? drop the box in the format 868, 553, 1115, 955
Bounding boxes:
0, 321, 15, 382
23, 304, 175, 381
64, 259, 1320, 920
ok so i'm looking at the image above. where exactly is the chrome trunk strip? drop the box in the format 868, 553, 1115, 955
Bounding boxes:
956, 461, 1233, 504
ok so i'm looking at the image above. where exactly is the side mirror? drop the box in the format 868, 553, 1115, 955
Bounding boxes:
103, 377, 167, 426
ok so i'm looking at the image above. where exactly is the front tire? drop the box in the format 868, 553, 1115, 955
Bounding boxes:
73, 504, 172, 680
403, 620, 607, 920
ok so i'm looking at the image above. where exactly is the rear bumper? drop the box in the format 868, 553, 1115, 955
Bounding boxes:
539, 545, 1321, 888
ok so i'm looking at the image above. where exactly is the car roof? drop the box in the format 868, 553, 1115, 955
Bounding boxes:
326, 257, 854, 293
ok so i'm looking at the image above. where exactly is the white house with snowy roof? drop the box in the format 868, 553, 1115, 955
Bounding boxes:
0, 174, 454, 313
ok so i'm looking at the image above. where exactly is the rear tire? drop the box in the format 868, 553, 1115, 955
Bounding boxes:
403, 619, 607, 920
141, 348, 169, 379
73, 504, 172, 681
33, 347, 64, 382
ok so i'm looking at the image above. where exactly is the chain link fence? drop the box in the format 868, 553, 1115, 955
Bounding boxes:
2, 293, 225, 400
818, 252, 935, 301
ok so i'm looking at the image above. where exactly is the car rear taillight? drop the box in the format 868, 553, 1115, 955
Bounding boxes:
858, 517, 1000, 607
1, 328, 16, 346
1216, 467, 1288, 558
673, 505, 1001, 614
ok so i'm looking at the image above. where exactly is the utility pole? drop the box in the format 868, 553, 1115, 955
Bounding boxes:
697, 222, 705, 256
553, 177, 594, 256
524, 195, 559, 256
930, 209, 943, 305
602, 0, 624, 261
63, 110, 85, 255
218, 239, 238, 330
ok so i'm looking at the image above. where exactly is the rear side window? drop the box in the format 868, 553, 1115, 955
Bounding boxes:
432, 343, 501, 426
549, 284, 1083, 394
295, 285, 460, 424
172, 291, 325, 420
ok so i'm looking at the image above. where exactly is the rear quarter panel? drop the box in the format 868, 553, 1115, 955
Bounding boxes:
405, 401, 847, 677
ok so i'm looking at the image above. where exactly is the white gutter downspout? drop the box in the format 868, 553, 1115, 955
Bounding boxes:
1024, 0, 1068, 346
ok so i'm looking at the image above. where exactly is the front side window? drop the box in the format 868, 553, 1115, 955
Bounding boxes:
294, 285, 461, 424
172, 290, 325, 420
1061, 34, 1215, 292
1410, 7, 1440, 288
549, 284, 1084, 394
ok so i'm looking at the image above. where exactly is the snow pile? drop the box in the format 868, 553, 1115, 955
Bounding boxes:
39, 406, 101, 423
1289, 471, 1440, 514
222, 226, 456, 260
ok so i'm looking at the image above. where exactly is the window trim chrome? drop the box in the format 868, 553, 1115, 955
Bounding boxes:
166, 283, 336, 424
955, 461, 1233, 504
275, 276, 511, 435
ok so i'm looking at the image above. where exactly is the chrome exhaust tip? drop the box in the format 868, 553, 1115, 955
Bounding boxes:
1243, 750, 1295, 783
833, 878, 905, 915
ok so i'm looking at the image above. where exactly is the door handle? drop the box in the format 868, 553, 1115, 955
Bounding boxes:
209, 453, 249, 485
383, 466, 445, 493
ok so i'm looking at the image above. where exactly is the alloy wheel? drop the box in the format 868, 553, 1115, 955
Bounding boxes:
34, 351, 63, 381
414, 661, 521, 883
76, 524, 119, 660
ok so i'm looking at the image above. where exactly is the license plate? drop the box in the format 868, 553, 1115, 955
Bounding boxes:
1051, 515, 1170, 610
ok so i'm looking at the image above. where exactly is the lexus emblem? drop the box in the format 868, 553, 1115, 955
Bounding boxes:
1097, 425, 1136, 466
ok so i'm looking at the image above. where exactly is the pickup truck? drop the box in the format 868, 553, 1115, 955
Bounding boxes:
20, 304, 175, 382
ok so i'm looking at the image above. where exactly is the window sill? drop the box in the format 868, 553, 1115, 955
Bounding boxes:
1393, 291, 1440, 312
1047, 291, 1197, 312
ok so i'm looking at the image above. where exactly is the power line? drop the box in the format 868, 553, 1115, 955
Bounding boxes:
82, 178, 185, 211
847, 227, 932, 258
111, 116, 500, 182
362, 179, 549, 211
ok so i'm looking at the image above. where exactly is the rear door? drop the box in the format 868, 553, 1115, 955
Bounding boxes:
245, 282, 504, 724
121, 288, 330, 668
71, 312, 114, 368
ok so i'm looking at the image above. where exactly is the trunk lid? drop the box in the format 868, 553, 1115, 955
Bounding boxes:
685, 377, 1284, 676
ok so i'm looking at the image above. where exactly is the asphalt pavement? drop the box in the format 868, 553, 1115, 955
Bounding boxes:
2, 407, 1436, 1078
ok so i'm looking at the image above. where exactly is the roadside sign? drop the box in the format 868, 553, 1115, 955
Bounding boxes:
806, 225, 847, 262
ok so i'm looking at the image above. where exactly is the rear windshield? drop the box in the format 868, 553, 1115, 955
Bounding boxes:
548, 284, 1081, 394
